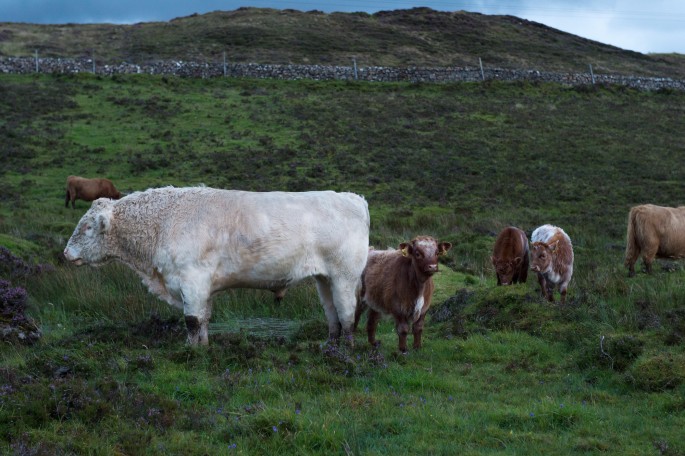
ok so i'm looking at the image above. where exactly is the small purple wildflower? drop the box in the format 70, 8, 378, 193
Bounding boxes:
529, 412, 534, 417
272, 426, 278, 433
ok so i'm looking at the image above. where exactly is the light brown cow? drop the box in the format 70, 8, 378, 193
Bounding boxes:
625, 204, 685, 276
354, 236, 452, 353
491, 226, 529, 286
530, 224, 574, 305
65, 175, 121, 209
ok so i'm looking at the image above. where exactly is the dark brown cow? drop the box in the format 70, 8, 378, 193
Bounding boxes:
530, 224, 574, 305
354, 236, 452, 353
65, 175, 122, 209
491, 226, 529, 285
625, 204, 685, 276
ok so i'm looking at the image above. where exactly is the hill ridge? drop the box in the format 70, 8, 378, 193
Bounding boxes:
1, 7, 684, 78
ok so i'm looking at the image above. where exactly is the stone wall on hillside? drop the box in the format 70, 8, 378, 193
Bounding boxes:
1, 56, 683, 91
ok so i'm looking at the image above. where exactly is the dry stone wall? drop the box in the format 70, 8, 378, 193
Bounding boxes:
1, 56, 684, 91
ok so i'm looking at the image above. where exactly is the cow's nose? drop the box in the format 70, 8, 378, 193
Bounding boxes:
426, 264, 438, 273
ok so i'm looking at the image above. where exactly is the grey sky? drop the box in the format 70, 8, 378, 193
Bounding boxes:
1, 1, 683, 54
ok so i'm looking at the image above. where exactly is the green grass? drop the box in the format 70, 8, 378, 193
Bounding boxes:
1, 73, 685, 454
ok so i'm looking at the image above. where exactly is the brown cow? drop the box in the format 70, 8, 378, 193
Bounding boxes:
530, 224, 574, 305
491, 226, 529, 285
354, 236, 452, 353
625, 204, 685, 276
65, 175, 121, 209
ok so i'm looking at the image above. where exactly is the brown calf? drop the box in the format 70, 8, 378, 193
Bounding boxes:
65, 175, 121, 209
354, 236, 452, 353
625, 204, 685, 276
491, 226, 529, 285
530, 224, 574, 305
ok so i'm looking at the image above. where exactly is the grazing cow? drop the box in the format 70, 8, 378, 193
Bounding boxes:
530, 224, 574, 305
63, 186, 370, 346
625, 204, 685, 276
65, 175, 121, 209
354, 236, 452, 353
491, 226, 529, 285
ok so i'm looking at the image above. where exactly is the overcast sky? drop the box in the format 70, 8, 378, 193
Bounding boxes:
1, 0, 683, 54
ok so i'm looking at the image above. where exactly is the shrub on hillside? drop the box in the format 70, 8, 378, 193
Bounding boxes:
626, 349, 685, 391
0, 279, 41, 345
0, 246, 54, 280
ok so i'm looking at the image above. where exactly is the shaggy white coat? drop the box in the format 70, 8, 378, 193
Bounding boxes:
64, 186, 370, 345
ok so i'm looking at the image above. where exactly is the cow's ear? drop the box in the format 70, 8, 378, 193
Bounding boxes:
549, 241, 559, 252
399, 242, 411, 257
513, 257, 522, 266
96, 212, 112, 233
438, 242, 452, 255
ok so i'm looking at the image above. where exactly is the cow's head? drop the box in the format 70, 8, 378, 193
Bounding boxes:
63, 198, 115, 266
530, 241, 556, 274
492, 256, 523, 285
400, 236, 452, 276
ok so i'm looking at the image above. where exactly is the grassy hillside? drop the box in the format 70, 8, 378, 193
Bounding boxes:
1, 73, 685, 454
1, 7, 685, 78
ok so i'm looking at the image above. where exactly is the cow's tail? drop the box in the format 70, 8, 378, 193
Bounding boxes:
624, 207, 641, 267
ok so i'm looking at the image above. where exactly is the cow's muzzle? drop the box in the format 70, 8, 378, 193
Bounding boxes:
63, 249, 84, 266
424, 264, 439, 274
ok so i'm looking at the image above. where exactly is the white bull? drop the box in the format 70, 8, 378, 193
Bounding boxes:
63, 186, 370, 345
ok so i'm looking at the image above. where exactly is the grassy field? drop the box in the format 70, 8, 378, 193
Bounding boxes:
1, 73, 685, 454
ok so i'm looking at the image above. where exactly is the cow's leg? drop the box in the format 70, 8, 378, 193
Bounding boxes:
625, 252, 639, 277
329, 277, 359, 347
65, 191, 70, 208
641, 243, 658, 274
520, 255, 530, 283
516, 265, 528, 284
366, 309, 381, 347
180, 277, 212, 346
412, 312, 427, 349
396, 319, 410, 354
536, 272, 550, 301
643, 256, 655, 274
315, 276, 342, 343
627, 261, 636, 277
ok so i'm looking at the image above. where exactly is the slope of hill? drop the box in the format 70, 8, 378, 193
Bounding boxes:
1, 73, 685, 455
1, 7, 684, 78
